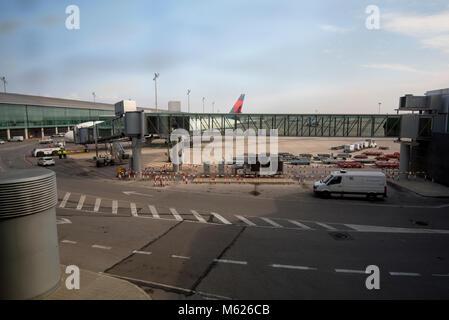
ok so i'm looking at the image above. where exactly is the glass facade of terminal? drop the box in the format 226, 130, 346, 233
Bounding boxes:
0, 103, 114, 129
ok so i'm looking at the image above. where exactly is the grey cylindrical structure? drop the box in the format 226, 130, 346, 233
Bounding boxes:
0, 169, 61, 300
399, 142, 410, 178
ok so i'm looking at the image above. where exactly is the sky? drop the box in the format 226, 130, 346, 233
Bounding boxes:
1, 0, 449, 114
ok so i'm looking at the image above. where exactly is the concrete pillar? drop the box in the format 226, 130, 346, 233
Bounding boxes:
204, 162, 210, 175
6, 129, 10, 141
55, 127, 58, 134
24, 128, 28, 140
41, 128, 45, 138
399, 142, 410, 178
67, 126, 70, 132
218, 162, 225, 175
131, 137, 142, 178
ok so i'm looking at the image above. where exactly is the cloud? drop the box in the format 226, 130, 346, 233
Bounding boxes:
383, 11, 449, 54
361, 64, 418, 72
319, 24, 347, 33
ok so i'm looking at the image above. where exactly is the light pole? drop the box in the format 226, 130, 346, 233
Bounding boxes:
378, 102, 381, 114
187, 89, 191, 113
1, 76, 7, 93
202, 97, 205, 113
92, 92, 96, 103
153, 72, 159, 112
212, 101, 215, 113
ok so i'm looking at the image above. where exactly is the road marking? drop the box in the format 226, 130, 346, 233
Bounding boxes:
59, 192, 71, 208
169, 208, 183, 221
214, 259, 247, 265
61, 240, 77, 244
92, 244, 112, 250
56, 217, 72, 225
112, 200, 118, 214
335, 269, 366, 274
149, 205, 159, 218
94, 198, 101, 212
287, 220, 312, 230
132, 250, 152, 255
235, 215, 256, 226
76, 195, 86, 210
344, 224, 449, 234
191, 210, 207, 223
315, 222, 337, 231
130, 202, 138, 217
270, 264, 316, 270
432, 273, 449, 277
211, 212, 232, 225
171, 255, 191, 260
389, 272, 421, 276
260, 217, 283, 228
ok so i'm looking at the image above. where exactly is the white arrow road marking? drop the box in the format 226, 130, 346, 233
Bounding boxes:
56, 217, 72, 225
92, 244, 112, 250
59, 192, 71, 208
149, 205, 159, 218
191, 210, 207, 223
76, 195, 86, 210
432, 273, 449, 277
169, 208, 183, 221
287, 220, 312, 230
94, 198, 101, 212
130, 203, 138, 217
123, 191, 153, 197
270, 264, 316, 270
171, 255, 191, 260
260, 217, 283, 228
112, 200, 118, 214
235, 215, 256, 226
211, 212, 232, 225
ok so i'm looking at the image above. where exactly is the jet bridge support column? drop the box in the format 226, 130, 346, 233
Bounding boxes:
125, 111, 147, 179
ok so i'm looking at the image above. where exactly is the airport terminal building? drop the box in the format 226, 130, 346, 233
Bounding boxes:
0, 93, 117, 140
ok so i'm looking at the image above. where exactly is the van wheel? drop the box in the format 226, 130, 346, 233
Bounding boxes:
322, 191, 330, 198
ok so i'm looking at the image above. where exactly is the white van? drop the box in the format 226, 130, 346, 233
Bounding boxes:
10, 136, 24, 142
313, 170, 387, 199
344, 144, 355, 153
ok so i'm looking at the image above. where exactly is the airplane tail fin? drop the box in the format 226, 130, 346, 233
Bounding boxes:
229, 94, 245, 114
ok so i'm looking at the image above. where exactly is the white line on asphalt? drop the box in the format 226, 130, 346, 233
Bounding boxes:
171, 255, 191, 260
61, 240, 77, 244
191, 210, 207, 223
260, 217, 283, 228
59, 192, 71, 208
76, 195, 86, 210
389, 272, 421, 276
112, 200, 118, 214
149, 205, 159, 218
432, 273, 449, 277
132, 250, 152, 255
92, 244, 112, 250
130, 202, 138, 217
270, 264, 316, 270
335, 269, 366, 274
169, 208, 183, 221
94, 198, 101, 212
211, 212, 232, 225
287, 220, 312, 230
315, 222, 337, 231
214, 259, 248, 265
235, 215, 256, 226
344, 224, 449, 234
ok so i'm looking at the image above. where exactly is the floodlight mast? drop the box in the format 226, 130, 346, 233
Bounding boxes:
1, 76, 7, 93
187, 89, 191, 113
202, 97, 205, 113
153, 72, 160, 112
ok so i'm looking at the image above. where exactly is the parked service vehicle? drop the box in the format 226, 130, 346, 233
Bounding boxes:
0, 139, 5, 144
10, 136, 24, 142
344, 144, 355, 153
291, 158, 310, 165
39, 138, 53, 144
37, 157, 55, 166
313, 170, 387, 199
32, 146, 62, 157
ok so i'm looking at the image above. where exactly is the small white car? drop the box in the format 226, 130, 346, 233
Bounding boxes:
37, 157, 55, 166
0, 139, 5, 144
